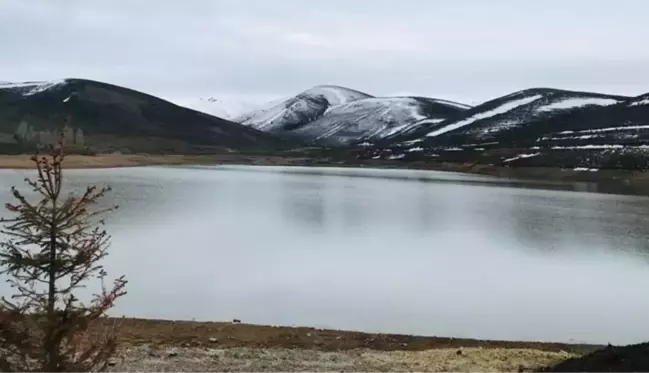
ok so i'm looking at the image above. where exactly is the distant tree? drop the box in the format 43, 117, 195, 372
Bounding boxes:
0, 134, 127, 371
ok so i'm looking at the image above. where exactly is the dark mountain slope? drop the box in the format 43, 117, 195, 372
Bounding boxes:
393, 88, 629, 148
362, 89, 649, 170
0, 79, 287, 154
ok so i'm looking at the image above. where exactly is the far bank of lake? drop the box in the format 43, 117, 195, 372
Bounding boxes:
0, 153, 648, 196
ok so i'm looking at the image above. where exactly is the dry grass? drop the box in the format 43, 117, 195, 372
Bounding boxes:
0, 153, 305, 170
109, 344, 577, 372
106, 318, 599, 355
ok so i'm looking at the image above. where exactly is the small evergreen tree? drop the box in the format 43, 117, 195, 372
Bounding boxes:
0, 136, 127, 371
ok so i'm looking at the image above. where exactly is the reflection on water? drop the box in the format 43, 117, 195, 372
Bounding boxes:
1, 165, 649, 344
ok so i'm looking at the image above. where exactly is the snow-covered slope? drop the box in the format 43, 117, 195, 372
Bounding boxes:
628, 93, 649, 107
387, 88, 628, 148
425, 88, 626, 140
365, 89, 649, 170
234, 84, 471, 145
178, 97, 258, 120
293, 96, 469, 145
235, 85, 372, 131
0, 80, 67, 96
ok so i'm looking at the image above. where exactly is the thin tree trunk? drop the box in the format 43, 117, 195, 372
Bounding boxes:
45, 199, 59, 371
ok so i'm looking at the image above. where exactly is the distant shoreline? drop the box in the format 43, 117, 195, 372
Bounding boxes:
0, 153, 647, 194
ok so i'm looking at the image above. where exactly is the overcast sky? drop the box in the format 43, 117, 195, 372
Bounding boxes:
2, 0, 649, 107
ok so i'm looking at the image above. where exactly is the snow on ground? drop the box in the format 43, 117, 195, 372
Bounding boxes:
557, 125, 649, 134
180, 97, 260, 120
388, 153, 405, 160
308, 97, 429, 141
629, 98, 649, 107
573, 168, 600, 172
551, 144, 649, 150
310, 85, 371, 107
503, 152, 541, 163
417, 118, 446, 125
236, 85, 370, 130
401, 138, 424, 146
536, 97, 621, 112
0, 80, 66, 96
407, 147, 424, 152
431, 98, 472, 110
426, 95, 543, 137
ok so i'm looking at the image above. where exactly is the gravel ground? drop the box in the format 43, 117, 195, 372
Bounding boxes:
109, 344, 577, 372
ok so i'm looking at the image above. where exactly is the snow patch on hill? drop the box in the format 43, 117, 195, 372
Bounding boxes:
417, 118, 446, 125
430, 98, 472, 110
236, 85, 371, 131
426, 94, 543, 137
536, 97, 621, 112
299, 97, 434, 143
0, 80, 66, 96
629, 98, 649, 107
179, 97, 259, 120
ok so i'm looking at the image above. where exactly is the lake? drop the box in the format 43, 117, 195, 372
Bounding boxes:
1, 164, 649, 345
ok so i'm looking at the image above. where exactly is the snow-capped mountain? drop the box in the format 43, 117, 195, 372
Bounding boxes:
392, 88, 628, 147
234, 85, 471, 144
178, 97, 258, 120
293, 96, 469, 145
236, 85, 372, 132
363, 89, 649, 170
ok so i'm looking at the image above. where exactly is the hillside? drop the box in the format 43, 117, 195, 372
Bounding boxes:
360, 89, 649, 169
394, 88, 627, 146
293, 96, 469, 145
0, 79, 286, 154
235, 85, 471, 144
236, 85, 372, 132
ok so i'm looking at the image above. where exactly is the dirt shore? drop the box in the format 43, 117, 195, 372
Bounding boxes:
103, 318, 598, 372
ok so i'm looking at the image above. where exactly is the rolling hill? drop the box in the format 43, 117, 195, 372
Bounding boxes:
0, 79, 286, 154
234, 85, 471, 144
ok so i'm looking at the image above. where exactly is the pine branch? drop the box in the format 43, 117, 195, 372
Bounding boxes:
0, 127, 127, 371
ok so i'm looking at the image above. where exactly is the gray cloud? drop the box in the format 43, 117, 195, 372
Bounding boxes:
1, 0, 649, 106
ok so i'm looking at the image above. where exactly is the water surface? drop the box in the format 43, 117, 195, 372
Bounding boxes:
1, 165, 648, 345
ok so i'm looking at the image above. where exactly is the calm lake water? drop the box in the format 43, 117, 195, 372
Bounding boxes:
1, 165, 649, 345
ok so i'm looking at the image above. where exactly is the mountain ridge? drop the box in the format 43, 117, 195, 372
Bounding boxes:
232, 85, 472, 144
0, 78, 287, 154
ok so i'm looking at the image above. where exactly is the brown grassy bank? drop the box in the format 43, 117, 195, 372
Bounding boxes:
111, 318, 600, 354
103, 318, 598, 372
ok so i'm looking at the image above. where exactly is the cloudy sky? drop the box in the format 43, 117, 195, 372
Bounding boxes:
2, 0, 649, 109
